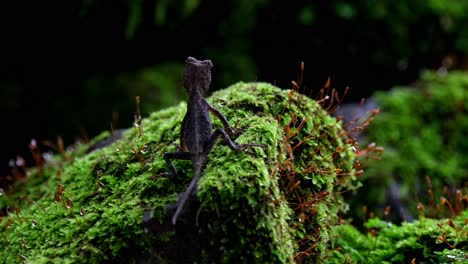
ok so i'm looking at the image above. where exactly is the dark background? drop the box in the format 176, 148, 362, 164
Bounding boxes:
1, 1, 467, 180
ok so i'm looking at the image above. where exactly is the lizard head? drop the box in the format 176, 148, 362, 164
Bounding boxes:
183, 56, 213, 95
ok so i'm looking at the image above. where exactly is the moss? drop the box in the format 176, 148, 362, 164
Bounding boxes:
328, 210, 468, 263
0, 82, 358, 263
354, 70, 468, 220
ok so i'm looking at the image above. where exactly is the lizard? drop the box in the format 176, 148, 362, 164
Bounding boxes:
163, 56, 261, 225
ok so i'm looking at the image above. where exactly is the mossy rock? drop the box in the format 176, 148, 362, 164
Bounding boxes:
0, 82, 359, 263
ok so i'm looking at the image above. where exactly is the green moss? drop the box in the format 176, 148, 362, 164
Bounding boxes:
0, 82, 358, 263
328, 210, 468, 263
355, 70, 468, 220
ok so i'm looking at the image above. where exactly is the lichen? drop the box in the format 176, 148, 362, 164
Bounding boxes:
0, 82, 358, 263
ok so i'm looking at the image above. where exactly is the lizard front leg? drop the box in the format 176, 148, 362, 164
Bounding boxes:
207, 104, 236, 136
162, 151, 191, 179
204, 128, 263, 155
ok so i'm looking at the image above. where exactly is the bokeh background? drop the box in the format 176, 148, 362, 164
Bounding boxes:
1, 1, 467, 178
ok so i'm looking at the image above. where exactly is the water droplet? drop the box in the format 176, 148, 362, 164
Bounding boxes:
42, 152, 54, 162
16, 156, 25, 167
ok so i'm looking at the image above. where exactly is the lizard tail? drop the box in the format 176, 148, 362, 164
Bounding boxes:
172, 163, 202, 225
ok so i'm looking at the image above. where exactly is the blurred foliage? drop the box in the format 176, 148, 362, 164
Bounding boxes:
77, 0, 468, 123
82, 62, 186, 133
354, 70, 468, 222
82, 0, 264, 88
292, 0, 468, 67
125, 0, 202, 39
114, 0, 468, 50
98, 0, 468, 64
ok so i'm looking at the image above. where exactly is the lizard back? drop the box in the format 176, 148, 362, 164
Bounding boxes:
183, 98, 212, 157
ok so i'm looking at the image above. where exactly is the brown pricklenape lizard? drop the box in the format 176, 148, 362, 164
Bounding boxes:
163, 56, 260, 225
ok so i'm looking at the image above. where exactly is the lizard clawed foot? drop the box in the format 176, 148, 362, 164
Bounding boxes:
159, 171, 177, 179
238, 143, 266, 156
230, 120, 245, 137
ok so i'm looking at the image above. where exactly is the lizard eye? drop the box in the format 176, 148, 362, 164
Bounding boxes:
203, 60, 213, 68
